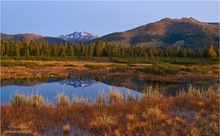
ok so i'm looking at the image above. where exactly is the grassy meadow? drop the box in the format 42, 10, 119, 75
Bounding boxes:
1, 57, 219, 135
1, 57, 219, 80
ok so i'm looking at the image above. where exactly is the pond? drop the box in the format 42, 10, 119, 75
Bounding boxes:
0, 76, 217, 104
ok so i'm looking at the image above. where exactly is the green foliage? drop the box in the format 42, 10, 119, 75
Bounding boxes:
1, 61, 38, 68
137, 62, 182, 74
1, 38, 219, 61
182, 67, 209, 74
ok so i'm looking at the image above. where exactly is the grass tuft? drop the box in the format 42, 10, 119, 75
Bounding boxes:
57, 93, 70, 107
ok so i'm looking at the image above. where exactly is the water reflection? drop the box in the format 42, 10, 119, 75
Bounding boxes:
1, 76, 217, 104
1, 77, 142, 105
59, 78, 97, 88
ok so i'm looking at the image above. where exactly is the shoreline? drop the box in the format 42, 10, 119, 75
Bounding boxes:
1, 60, 219, 82
1, 68, 218, 82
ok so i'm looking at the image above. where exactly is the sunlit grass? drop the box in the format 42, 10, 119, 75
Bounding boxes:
2, 85, 219, 135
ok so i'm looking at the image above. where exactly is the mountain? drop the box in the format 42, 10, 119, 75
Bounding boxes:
1, 31, 99, 44
58, 31, 99, 43
93, 17, 219, 48
1, 33, 66, 44
1, 33, 43, 41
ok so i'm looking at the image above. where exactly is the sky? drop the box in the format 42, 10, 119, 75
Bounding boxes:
1, 1, 219, 37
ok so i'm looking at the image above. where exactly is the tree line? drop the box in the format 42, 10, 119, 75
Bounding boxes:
1, 38, 219, 60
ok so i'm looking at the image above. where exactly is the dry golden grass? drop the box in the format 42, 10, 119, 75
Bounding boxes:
1, 86, 219, 135
1, 60, 219, 83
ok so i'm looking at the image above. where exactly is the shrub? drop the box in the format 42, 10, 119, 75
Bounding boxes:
72, 96, 91, 105
108, 89, 124, 104
97, 90, 106, 104
89, 113, 117, 131
142, 86, 163, 99
10, 92, 29, 107
147, 106, 162, 118
57, 93, 70, 107
30, 94, 45, 108
126, 91, 136, 102
182, 67, 209, 74
137, 62, 182, 74
179, 84, 220, 99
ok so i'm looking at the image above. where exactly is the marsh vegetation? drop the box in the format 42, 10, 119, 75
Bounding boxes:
1, 86, 219, 135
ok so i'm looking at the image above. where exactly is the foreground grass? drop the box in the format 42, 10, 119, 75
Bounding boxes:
1, 86, 219, 136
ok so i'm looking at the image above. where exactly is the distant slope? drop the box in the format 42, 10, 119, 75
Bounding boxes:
1, 33, 66, 44
1, 33, 43, 41
94, 17, 219, 48
37, 37, 66, 44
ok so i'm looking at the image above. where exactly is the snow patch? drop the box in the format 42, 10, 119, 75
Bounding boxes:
58, 31, 99, 43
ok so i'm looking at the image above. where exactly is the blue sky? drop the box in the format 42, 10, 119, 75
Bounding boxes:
1, 1, 219, 37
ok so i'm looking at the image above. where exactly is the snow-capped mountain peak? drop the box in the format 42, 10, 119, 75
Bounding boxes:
58, 31, 99, 43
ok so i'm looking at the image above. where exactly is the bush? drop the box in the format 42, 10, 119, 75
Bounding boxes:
108, 89, 124, 104
30, 94, 45, 108
97, 90, 106, 104
142, 86, 163, 99
10, 93, 29, 107
96, 88, 124, 104
137, 62, 182, 74
182, 67, 209, 74
72, 96, 91, 105
57, 93, 70, 107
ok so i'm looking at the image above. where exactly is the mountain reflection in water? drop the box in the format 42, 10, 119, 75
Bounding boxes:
1, 76, 142, 105
59, 78, 97, 88
1, 76, 217, 105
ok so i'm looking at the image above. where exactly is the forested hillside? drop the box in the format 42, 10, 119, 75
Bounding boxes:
1, 38, 218, 60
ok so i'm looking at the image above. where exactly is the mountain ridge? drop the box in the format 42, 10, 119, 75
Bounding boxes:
93, 17, 219, 48
0, 31, 99, 44
1, 17, 219, 48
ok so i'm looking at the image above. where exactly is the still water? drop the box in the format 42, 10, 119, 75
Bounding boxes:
1, 76, 216, 104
